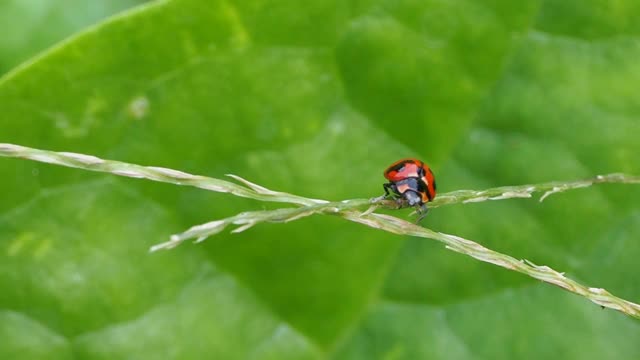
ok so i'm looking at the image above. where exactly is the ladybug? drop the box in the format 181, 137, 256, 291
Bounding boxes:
383, 158, 436, 221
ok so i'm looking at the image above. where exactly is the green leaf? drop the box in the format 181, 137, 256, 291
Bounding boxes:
1, 0, 639, 358
0, 0, 149, 75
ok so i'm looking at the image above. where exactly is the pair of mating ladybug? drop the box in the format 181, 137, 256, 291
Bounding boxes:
382, 158, 436, 222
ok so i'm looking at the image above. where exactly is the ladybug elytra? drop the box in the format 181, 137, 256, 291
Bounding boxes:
382, 158, 436, 221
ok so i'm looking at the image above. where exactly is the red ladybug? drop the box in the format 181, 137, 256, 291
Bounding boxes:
383, 158, 436, 221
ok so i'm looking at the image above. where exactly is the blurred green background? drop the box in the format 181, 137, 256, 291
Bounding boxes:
1, 0, 640, 359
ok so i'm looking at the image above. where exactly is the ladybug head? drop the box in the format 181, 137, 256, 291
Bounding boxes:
403, 190, 423, 207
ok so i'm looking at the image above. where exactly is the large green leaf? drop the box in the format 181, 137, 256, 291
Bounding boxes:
1, 0, 639, 358
0, 0, 149, 75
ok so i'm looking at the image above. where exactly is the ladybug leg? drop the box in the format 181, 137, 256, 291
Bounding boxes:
415, 203, 429, 223
382, 183, 406, 208
382, 182, 397, 198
